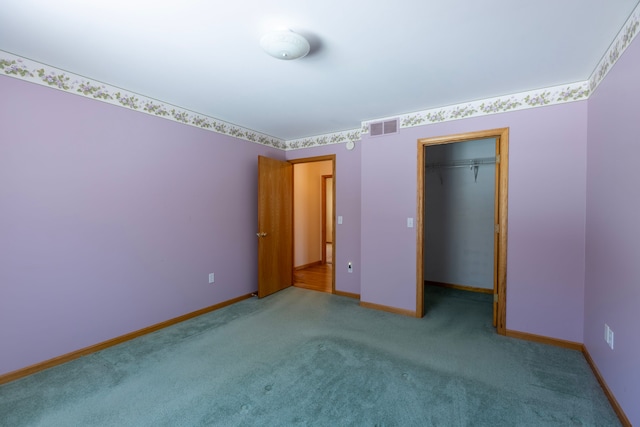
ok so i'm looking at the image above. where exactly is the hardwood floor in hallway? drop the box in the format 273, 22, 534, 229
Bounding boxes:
293, 263, 332, 293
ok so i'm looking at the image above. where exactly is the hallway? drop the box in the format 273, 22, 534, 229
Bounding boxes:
294, 261, 332, 294
293, 242, 332, 294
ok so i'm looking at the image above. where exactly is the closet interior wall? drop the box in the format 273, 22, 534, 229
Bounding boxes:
424, 138, 496, 290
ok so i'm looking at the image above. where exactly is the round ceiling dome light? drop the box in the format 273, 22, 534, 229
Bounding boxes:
260, 30, 310, 60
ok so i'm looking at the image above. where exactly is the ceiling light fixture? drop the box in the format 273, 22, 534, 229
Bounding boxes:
260, 30, 310, 60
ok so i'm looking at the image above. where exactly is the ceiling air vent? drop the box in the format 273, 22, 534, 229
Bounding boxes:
369, 118, 399, 137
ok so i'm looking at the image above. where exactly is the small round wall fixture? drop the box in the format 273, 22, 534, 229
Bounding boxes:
260, 30, 310, 60
345, 140, 355, 151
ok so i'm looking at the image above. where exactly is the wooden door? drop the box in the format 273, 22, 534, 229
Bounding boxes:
257, 156, 293, 298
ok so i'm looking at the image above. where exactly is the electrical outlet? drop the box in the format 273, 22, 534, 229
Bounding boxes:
208, 273, 215, 284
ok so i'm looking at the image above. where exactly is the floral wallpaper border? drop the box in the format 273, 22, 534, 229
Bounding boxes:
588, 4, 639, 92
287, 129, 361, 150
2, 0, 639, 152
0, 52, 286, 150
356, 1, 640, 138
359, 80, 591, 136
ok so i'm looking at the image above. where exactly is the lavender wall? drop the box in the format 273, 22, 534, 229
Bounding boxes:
0, 76, 283, 375
0, 72, 589, 379
585, 36, 640, 425
360, 102, 588, 343
6, 46, 635, 422
286, 144, 361, 296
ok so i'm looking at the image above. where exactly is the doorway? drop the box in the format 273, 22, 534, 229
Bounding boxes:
416, 128, 508, 334
290, 156, 336, 294
257, 155, 336, 298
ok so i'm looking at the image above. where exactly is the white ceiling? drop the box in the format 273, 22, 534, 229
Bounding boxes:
1, 0, 639, 141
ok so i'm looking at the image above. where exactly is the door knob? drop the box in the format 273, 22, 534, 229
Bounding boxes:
256, 232, 268, 237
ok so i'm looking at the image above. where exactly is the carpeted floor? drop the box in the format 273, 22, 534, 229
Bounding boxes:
0, 286, 620, 426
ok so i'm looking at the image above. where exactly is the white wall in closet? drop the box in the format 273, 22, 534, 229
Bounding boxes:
424, 138, 496, 289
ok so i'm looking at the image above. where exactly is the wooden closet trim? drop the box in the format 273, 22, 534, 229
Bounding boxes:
416, 128, 509, 335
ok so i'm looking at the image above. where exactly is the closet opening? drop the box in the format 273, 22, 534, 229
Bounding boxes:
416, 128, 508, 334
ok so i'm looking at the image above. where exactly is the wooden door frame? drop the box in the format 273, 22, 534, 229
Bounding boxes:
289, 155, 336, 293
321, 175, 333, 264
416, 128, 509, 334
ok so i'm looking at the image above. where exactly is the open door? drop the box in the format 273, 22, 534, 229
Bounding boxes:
257, 156, 293, 298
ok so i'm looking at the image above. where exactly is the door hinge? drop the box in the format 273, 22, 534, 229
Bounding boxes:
496, 154, 501, 164
495, 224, 500, 233
494, 294, 499, 303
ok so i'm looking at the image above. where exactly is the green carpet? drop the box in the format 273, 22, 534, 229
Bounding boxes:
0, 286, 620, 426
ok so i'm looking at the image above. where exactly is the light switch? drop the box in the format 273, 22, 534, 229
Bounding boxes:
338, 216, 343, 225
407, 217, 414, 228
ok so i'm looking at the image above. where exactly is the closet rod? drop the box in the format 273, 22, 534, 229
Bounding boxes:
425, 156, 496, 171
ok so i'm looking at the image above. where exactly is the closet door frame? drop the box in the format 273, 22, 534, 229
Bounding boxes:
416, 128, 509, 335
